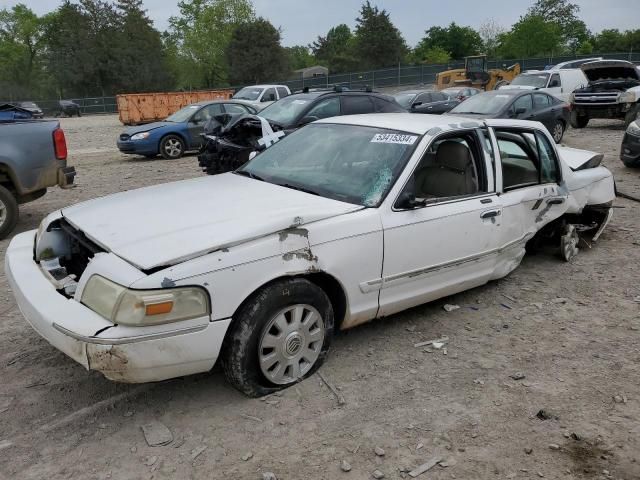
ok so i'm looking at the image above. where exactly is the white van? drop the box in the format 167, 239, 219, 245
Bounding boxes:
499, 69, 588, 102
232, 85, 291, 110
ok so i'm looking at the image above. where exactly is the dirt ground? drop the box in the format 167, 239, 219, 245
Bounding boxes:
1, 115, 639, 480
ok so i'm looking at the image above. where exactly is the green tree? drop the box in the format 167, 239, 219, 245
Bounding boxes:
0, 4, 47, 99
168, 0, 255, 88
226, 18, 288, 84
528, 0, 589, 53
415, 22, 482, 60
310, 24, 357, 73
411, 46, 451, 65
593, 28, 640, 53
352, 1, 408, 69
498, 14, 562, 58
286, 45, 315, 71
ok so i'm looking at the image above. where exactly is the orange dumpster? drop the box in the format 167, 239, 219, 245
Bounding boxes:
117, 89, 235, 125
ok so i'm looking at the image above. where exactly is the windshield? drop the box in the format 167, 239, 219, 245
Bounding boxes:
259, 95, 315, 125
450, 93, 512, 115
233, 87, 264, 101
511, 73, 549, 88
166, 105, 200, 122
20, 102, 37, 108
239, 123, 419, 206
393, 93, 417, 109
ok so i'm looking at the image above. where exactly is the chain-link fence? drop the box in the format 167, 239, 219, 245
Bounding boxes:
3, 52, 638, 116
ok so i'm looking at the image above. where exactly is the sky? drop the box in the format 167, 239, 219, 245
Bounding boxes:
3, 0, 638, 47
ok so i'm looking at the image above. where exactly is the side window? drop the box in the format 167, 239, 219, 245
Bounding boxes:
341, 96, 374, 115
224, 103, 250, 114
495, 130, 540, 190
533, 93, 551, 110
261, 88, 277, 102
374, 97, 401, 113
416, 93, 432, 104
306, 97, 341, 119
549, 73, 561, 88
276, 87, 289, 99
409, 132, 485, 201
511, 95, 533, 116
536, 131, 560, 183
432, 92, 447, 102
193, 103, 223, 122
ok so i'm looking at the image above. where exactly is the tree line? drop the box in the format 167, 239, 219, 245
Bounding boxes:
1, 0, 638, 101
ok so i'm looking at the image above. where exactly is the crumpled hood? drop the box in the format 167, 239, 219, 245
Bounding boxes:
61, 173, 362, 270
581, 60, 640, 83
123, 121, 175, 136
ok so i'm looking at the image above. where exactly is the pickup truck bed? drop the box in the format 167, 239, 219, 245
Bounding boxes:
0, 120, 75, 238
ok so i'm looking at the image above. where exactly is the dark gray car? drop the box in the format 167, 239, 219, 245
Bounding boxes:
394, 90, 459, 114
447, 90, 571, 143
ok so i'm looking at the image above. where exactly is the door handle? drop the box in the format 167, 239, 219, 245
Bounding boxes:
547, 197, 565, 205
480, 209, 501, 219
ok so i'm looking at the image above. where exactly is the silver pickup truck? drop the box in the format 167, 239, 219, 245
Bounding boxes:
0, 120, 76, 239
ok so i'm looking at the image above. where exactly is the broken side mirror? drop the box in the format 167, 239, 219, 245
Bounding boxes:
298, 116, 319, 127
395, 190, 427, 210
411, 101, 423, 109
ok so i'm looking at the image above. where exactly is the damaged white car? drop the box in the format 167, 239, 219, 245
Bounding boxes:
6, 114, 615, 396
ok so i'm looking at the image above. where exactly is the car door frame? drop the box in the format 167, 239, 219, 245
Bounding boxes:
186, 104, 224, 148
375, 126, 502, 317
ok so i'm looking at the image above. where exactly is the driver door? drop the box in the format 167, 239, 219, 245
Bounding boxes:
187, 104, 223, 148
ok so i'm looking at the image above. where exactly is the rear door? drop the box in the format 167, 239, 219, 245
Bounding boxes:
532, 93, 555, 131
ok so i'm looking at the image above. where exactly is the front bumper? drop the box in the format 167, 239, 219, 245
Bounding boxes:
573, 102, 633, 120
621, 133, 640, 166
5, 231, 231, 383
116, 139, 158, 156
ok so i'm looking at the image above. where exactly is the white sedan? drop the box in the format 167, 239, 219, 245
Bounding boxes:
6, 114, 615, 396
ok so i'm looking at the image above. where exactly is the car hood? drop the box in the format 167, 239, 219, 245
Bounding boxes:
123, 121, 176, 136
581, 60, 640, 83
61, 173, 362, 270
499, 85, 536, 91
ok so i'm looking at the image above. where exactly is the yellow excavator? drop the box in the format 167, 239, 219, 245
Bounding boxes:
436, 55, 521, 92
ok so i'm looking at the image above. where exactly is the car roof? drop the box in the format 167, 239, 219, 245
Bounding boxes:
395, 89, 436, 95
239, 84, 288, 89
190, 99, 255, 106
316, 113, 484, 135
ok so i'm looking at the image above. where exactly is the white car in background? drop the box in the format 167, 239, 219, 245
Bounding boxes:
500, 69, 588, 102
232, 84, 291, 110
6, 114, 615, 396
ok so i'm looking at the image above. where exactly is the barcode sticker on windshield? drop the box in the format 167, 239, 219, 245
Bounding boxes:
371, 133, 418, 145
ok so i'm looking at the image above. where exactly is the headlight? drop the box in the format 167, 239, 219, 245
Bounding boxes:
628, 121, 640, 137
130, 132, 150, 141
619, 91, 637, 103
81, 275, 210, 326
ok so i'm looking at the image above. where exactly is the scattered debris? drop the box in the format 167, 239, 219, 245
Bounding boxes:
414, 336, 449, 348
549, 443, 560, 450
340, 460, 352, 472
144, 456, 158, 467
372, 469, 385, 479
502, 293, 517, 302
473, 379, 485, 385
408, 457, 442, 477
551, 298, 569, 304
241, 452, 253, 461
443, 304, 460, 312
416, 443, 424, 450
525, 447, 533, 455
500, 303, 513, 310
262, 472, 277, 480
123, 411, 134, 418
510, 372, 526, 381
613, 395, 627, 404
191, 446, 207, 460
317, 371, 346, 406
240, 413, 263, 422
536, 409, 558, 421
375, 446, 385, 456
570, 433, 582, 441
0, 440, 13, 451
141, 421, 173, 447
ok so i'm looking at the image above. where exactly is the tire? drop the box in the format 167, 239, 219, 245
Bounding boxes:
570, 111, 589, 129
0, 185, 19, 240
160, 135, 185, 159
551, 120, 565, 143
622, 158, 640, 168
221, 278, 334, 397
624, 105, 639, 128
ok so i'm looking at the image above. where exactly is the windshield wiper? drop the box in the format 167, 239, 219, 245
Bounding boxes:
277, 183, 320, 196
234, 170, 265, 181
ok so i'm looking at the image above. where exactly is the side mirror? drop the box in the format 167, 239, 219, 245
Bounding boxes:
515, 107, 527, 116
411, 101, 423, 109
298, 115, 319, 126
395, 191, 427, 210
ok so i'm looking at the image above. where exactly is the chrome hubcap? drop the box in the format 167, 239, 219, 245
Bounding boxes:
259, 304, 325, 385
164, 139, 182, 157
554, 123, 563, 142
0, 199, 6, 228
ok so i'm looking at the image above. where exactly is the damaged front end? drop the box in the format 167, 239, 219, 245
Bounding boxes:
197, 113, 285, 175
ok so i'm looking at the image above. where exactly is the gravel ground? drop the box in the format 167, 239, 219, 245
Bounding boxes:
0, 115, 639, 480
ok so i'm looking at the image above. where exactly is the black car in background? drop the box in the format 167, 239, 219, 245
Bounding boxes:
448, 90, 571, 143
56, 100, 81, 117
257, 87, 405, 131
17, 101, 44, 118
621, 117, 640, 167
393, 89, 459, 114
442, 86, 482, 102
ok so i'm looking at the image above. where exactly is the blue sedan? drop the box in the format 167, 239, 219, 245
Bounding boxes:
117, 100, 257, 159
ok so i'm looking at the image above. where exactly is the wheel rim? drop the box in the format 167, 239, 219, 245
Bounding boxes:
0, 198, 6, 228
258, 304, 325, 385
163, 138, 182, 158
553, 123, 564, 142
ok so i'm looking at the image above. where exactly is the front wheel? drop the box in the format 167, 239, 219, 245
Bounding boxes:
570, 111, 589, 128
221, 278, 334, 397
0, 185, 19, 240
551, 120, 565, 143
160, 135, 185, 159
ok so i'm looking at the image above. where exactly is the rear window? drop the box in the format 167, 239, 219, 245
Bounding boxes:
341, 96, 375, 115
